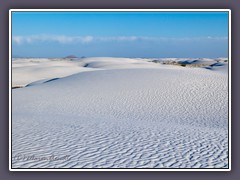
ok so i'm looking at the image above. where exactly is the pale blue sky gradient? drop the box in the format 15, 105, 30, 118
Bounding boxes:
12, 11, 229, 58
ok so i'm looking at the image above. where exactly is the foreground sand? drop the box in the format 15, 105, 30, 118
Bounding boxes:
12, 57, 228, 168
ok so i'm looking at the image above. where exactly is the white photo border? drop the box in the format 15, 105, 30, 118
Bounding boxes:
9, 9, 231, 171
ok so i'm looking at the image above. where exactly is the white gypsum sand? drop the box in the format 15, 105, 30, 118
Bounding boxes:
12, 57, 228, 168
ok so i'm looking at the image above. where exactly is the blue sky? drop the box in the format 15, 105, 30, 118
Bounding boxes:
12, 11, 229, 58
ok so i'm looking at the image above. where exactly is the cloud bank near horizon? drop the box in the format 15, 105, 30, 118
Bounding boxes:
12, 35, 228, 45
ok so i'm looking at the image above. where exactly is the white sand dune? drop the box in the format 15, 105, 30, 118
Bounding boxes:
12, 57, 165, 87
12, 57, 228, 168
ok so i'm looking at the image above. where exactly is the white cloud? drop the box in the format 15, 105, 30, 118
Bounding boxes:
12, 35, 95, 44
12, 36, 24, 44
12, 35, 228, 45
